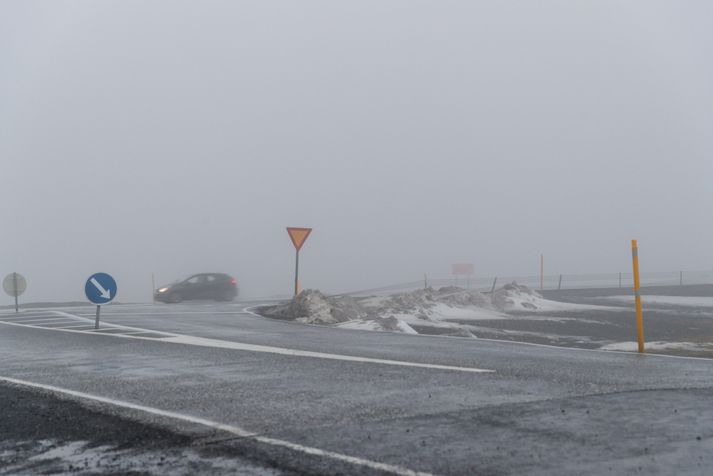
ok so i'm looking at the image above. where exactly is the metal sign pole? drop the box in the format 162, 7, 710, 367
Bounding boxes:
294, 250, 300, 296
95, 305, 101, 329
286, 227, 312, 297
13, 272, 18, 313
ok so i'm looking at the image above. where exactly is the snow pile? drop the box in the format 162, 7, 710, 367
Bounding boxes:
259, 283, 605, 336
492, 282, 545, 311
361, 287, 494, 317
261, 289, 347, 324
491, 282, 619, 312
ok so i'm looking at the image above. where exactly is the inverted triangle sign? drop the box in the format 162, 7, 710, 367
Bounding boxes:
287, 227, 312, 251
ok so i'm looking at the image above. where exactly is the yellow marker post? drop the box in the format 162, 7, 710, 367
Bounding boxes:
631, 240, 645, 353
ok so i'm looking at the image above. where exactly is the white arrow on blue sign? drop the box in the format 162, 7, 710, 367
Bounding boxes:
85, 273, 117, 305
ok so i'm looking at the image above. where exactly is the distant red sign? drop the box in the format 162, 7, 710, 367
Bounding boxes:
452, 263, 474, 276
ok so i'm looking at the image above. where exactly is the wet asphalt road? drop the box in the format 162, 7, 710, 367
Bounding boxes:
1, 295, 713, 475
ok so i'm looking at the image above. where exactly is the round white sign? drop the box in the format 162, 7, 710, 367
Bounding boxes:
3, 273, 27, 297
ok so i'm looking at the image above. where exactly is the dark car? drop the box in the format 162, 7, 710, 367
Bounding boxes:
154, 273, 238, 303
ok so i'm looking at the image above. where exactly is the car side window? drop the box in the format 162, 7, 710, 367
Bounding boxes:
206, 275, 217, 283
186, 276, 203, 285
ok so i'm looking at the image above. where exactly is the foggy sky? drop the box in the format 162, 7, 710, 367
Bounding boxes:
2, 1, 712, 304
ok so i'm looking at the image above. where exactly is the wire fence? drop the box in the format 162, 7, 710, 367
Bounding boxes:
335, 270, 713, 297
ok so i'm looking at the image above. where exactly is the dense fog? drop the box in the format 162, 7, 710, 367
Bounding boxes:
2, 1, 712, 303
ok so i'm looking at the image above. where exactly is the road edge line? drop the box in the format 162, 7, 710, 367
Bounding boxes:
0, 375, 433, 476
243, 306, 713, 363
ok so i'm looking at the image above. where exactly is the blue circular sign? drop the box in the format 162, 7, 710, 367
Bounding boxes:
85, 273, 117, 304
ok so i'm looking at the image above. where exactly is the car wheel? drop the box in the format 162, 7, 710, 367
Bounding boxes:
168, 292, 183, 304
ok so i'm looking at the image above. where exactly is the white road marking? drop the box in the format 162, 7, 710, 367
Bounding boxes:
77, 311, 245, 317
162, 335, 493, 373
0, 375, 433, 476
0, 312, 494, 374
243, 305, 713, 363
3, 318, 77, 324
55, 324, 100, 329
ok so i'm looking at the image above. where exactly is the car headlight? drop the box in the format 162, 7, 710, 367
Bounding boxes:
158, 287, 169, 293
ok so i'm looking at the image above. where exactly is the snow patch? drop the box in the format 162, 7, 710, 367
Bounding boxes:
600, 341, 713, 352
493, 283, 619, 312
260, 282, 611, 337
337, 317, 418, 334
603, 295, 713, 308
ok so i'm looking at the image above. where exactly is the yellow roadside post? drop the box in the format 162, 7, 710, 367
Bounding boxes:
631, 240, 645, 353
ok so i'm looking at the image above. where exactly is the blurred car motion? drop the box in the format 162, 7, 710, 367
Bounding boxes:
154, 273, 238, 303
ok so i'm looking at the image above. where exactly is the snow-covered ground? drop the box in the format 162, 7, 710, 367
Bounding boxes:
257, 283, 713, 357
600, 341, 713, 353
602, 295, 713, 308
260, 283, 618, 337
336, 318, 419, 334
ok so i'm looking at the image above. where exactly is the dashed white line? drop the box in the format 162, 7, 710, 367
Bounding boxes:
0, 375, 433, 476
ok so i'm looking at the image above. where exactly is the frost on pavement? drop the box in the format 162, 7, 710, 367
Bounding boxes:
259, 283, 609, 336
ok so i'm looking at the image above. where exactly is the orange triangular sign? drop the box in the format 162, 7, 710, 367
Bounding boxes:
287, 227, 312, 251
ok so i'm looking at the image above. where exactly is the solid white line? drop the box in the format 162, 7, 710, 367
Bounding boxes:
243, 306, 713, 363
162, 335, 493, 373
77, 311, 245, 317
0, 314, 494, 374
0, 315, 55, 321
3, 318, 78, 324
55, 324, 99, 329
0, 375, 433, 476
